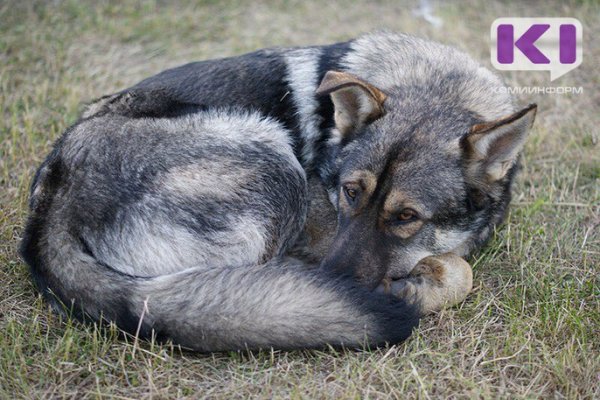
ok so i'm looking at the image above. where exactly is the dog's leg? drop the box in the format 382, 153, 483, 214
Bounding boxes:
379, 253, 473, 315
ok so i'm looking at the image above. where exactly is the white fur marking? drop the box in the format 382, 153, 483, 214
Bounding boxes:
435, 229, 471, 255
285, 48, 323, 166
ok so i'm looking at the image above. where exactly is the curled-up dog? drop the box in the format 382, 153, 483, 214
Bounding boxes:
21, 32, 536, 351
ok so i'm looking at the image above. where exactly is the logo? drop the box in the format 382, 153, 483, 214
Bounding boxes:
491, 18, 582, 81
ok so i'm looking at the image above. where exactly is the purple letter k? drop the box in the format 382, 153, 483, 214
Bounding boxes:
497, 24, 550, 64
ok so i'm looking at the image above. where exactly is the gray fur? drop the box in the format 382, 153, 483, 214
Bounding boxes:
22, 105, 417, 351
284, 47, 323, 166
21, 31, 535, 351
341, 31, 516, 120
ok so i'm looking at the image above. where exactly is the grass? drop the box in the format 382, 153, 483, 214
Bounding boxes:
0, 0, 598, 398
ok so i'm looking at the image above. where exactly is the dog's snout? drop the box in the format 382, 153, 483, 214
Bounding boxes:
319, 228, 388, 289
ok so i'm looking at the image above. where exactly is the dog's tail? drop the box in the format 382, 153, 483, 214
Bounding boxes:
21, 231, 418, 351
20, 154, 418, 352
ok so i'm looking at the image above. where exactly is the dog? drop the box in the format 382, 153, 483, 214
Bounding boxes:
20, 31, 536, 351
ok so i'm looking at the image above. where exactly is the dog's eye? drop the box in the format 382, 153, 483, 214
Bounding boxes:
343, 185, 359, 202
397, 208, 418, 223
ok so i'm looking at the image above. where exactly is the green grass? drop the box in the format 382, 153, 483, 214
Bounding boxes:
1, 0, 598, 398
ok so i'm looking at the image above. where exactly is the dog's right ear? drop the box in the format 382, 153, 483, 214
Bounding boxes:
316, 71, 387, 138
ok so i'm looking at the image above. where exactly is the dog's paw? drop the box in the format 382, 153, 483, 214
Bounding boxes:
410, 253, 473, 313
380, 253, 473, 315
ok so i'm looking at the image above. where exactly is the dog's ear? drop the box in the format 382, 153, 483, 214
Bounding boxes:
463, 104, 537, 184
316, 71, 386, 137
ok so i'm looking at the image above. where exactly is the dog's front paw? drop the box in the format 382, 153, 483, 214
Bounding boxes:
380, 253, 473, 315
409, 253, 473, 314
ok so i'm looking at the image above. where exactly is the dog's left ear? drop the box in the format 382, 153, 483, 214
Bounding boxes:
316, 71, 387, 137
463, 104, 537, 183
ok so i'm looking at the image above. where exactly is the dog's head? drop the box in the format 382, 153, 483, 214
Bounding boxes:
316, 71, 536, 288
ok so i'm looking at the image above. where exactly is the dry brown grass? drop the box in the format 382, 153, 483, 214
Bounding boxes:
1, 1, 598, 398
